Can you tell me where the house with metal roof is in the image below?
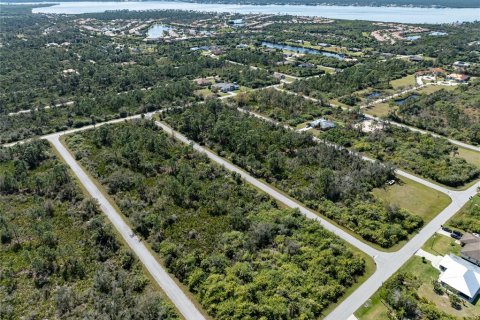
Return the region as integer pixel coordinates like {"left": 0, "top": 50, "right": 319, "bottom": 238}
{"left": 438, "top": 254, "right": 480, "bottom": 303}
{"left": 308, "top": 118, "right": 336, "bottom": 130}
{"left": 212, "top": 82, "right": 239, "bottom": 93}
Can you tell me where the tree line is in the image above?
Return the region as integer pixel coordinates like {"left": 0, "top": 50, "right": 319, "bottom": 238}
{"left": 164, "top": 101, "right": 424, "bottom": 247}
{"left": 65, "top": 120, "right": 368, "bottom": 319}
{"left": 0, "top": 141, "right": 177, "bottom": 319}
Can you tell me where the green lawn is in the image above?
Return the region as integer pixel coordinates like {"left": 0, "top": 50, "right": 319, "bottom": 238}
{"left": 283, "top": 75, "right": 297, "bottom": 82}
{"left": 417, "top": 84, "right": 457, "bottom": 94}
{"left": 354, "top": 293, "right": 389, "bottom": 320}
{"left": 356, "top": 256, "right": 480, "bottom": 320}
{"left": 445, "top": 194, "right": 480, "bottom": 233}
{"left": 422, "top": 234, "right": 461, "bottom": 256}
{"left": 194, "top": 88, "right": 214, "bottom": 99}
{"left": 390, "top": 74, "right": 416, "bottom": 89}
{"left": 364, "top": 103, "right": 393, "bottom": 117}
{"left": 318, "top": 65, "right": 336, "bottom": 74}
{"left": 358, "top": 213, "right": 480, "bottom": 320}
{"left": 372, "top": 176, "right": 451, "bottom": 222}
{"left": 355, "top": 256, "right": 438, "bottom": 320}
{"left": 456, "top": 147, "right": 480, "bottom": 168}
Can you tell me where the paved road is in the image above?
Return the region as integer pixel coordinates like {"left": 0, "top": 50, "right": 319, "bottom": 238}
{"left": 8, "top": 101, "right": 75, "bottom": 116}
{"left": 155, "top": 120, "right": 379, "bottom": 256}
{"left": 363, "top": 114, "right": 480, "bottom": 153}
{"left": 359, "top": 84, "right": 426, "bottom": 108}
{"left": 155, "top": 119, "right": 479, "bottom": 320}
{"left": 46, "top": 133, "right": 206, "bottom": 320}
{"left": 325, "top": 181, "right": 477, "bottom": 320}
{"left": 3, "top": 114, "right": 143, "bottom": 147}
{"left": 275, "top": 86, "right": 480, "bottom": 153}
{"left": 237, "top": 106, "right": 453, "bottom": 196}
{"left": 4, "top": 94, "right": 480, "bottom": 320}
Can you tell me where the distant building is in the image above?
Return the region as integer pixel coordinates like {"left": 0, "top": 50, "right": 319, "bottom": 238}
{"left": 447, "top": 73, "right": 470, "bottom": 82}
{"left": 409, "top": 55, "right": 423, "bottom": 62}
{"left": 210, "top": 47, "right": 223, "bottom": 55}
{"left": 380, "top": 52, "right": 395, "bottom": 58}
{"left": 460, "top": 233, "right": 480, "bottom": 266}
{"left": 194, "top": 78, "right": 211, "bottom": 86}
{"left": 298, "top": 62, "right": 315, "bottom": 68}
{"left": 229, "top": 19, "right": 245, "bottom": 27}
{"left": 438, "top": 254, "right": 480, "bottom": 303}
{"left": 415, "top": 68, "right": 445, "bottom": 77}
{"left": 308, "top": 118, "right": 336, "bottom": 130}
{"left": 212, "top": 82, "right": 239, "bottom": 93}
{"left": 190, "top": 45, "right": 210, "bottom": 51}
{"left": 273, "top": 72, "right": 285, "bottom": 80}
{"left": 453, "top": 61, "right": 471, "bottom": 68}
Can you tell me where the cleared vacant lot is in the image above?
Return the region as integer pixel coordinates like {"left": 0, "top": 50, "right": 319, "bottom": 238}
{"left": 372, "top": 176, "right": 451, "bottom": 222}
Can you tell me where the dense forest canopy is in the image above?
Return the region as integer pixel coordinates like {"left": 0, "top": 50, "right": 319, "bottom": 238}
{"left": 0, "top": 141, "right": 177, "bottom": 319}
{"left": 65, "top": 120, "right": 369, "bottom": 319}
{"left": 164, "top": 101, "right": 424, "bottom": 247}
{"left": 389, "top": 80, "right": 480, "bottom": 145}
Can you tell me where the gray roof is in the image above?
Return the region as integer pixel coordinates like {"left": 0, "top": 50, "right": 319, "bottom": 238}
{"left": 461, "top": 233, "right": 480, "bottom": 245}
{"left": 310, "top": 118, "right": 336, "bottom": 129}
{"left": 462, "top": 243, "right": 480, "bottom": 262}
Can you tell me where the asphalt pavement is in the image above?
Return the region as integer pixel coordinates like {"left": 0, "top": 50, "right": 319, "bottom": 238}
{"left": 3, "top": 103, "right": 479, "bottom": 320}
{"left": 154, "top": 120, "right": 479, "bottom": 320}
{"left": 46, "top": 134, "right": 207, "bottom": 320}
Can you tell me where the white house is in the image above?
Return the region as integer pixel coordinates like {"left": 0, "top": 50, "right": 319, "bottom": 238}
{"left": 438, "top": 254, "right": 480, "bottom": 303}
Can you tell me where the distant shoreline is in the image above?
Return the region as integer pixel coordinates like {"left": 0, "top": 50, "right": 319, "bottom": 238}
{"left": 3, "top": 0, "right": 480, "bottom": 9}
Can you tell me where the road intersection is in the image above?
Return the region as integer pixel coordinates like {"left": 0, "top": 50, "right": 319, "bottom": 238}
{"left": 2, "top": 93, "right": 479, "bottom": 319}
{"left": 154, "top": 119, "right": 478, "bottom": 320}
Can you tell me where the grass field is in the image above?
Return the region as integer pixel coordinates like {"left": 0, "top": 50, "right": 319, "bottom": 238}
{"left": 283, "top": 75, "right": 297, "bottom": 82}
{"left": 318, "top": 65, "right": 336, "bottom": 74}
{"left": 456, "top": 147, "right": 480, "bottom": 168}
{"left": 354, "top": 293, "right": 389, "bottom": 320}
{"left": 417, "top": 84, "right": 457, "bottom": 94}
{"left": 445, "top": 194, "right": 480, "bottom": 231}
{"left": 288, "top": 40, "right": 364, "bottom": 57}
{"left": 194, "top": 88, "right": 214, "bottom": 99}
{"left": 422, "top": 234, "right": 461, "bottom": 256}
{"left": 390, "top": 74, "right": 416, "bottom": 89}
{"left": 372, "top": 176, "right": 451, "bottom": 222}
{"left": 356, "top": 256, "right": 480, "bottom": 320}
{"left": 364, "top": 103, "right": 393, "bottom": 117}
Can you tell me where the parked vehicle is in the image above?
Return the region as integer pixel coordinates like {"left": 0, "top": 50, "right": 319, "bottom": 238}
{"left": 451, "top": 233, "right": 462, "bottom": 240}
{"left": 452, "top": 230, "right": 463, "bottom": 237}
{"left": 441, "top": 226, "right": 452, "bottom": 233}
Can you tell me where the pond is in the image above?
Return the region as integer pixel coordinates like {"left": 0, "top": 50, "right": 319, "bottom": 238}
{"left": 366, "top": 91, "right": 381, "bottom": 99}
{"left": 261, "top": 42, "right": 344, "bottom": 60}
{"left": 395, "top": 94, "right": 419, "bottom": 105}
{"left": 146, "top": 24, "right": 172, "bottom": 39}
